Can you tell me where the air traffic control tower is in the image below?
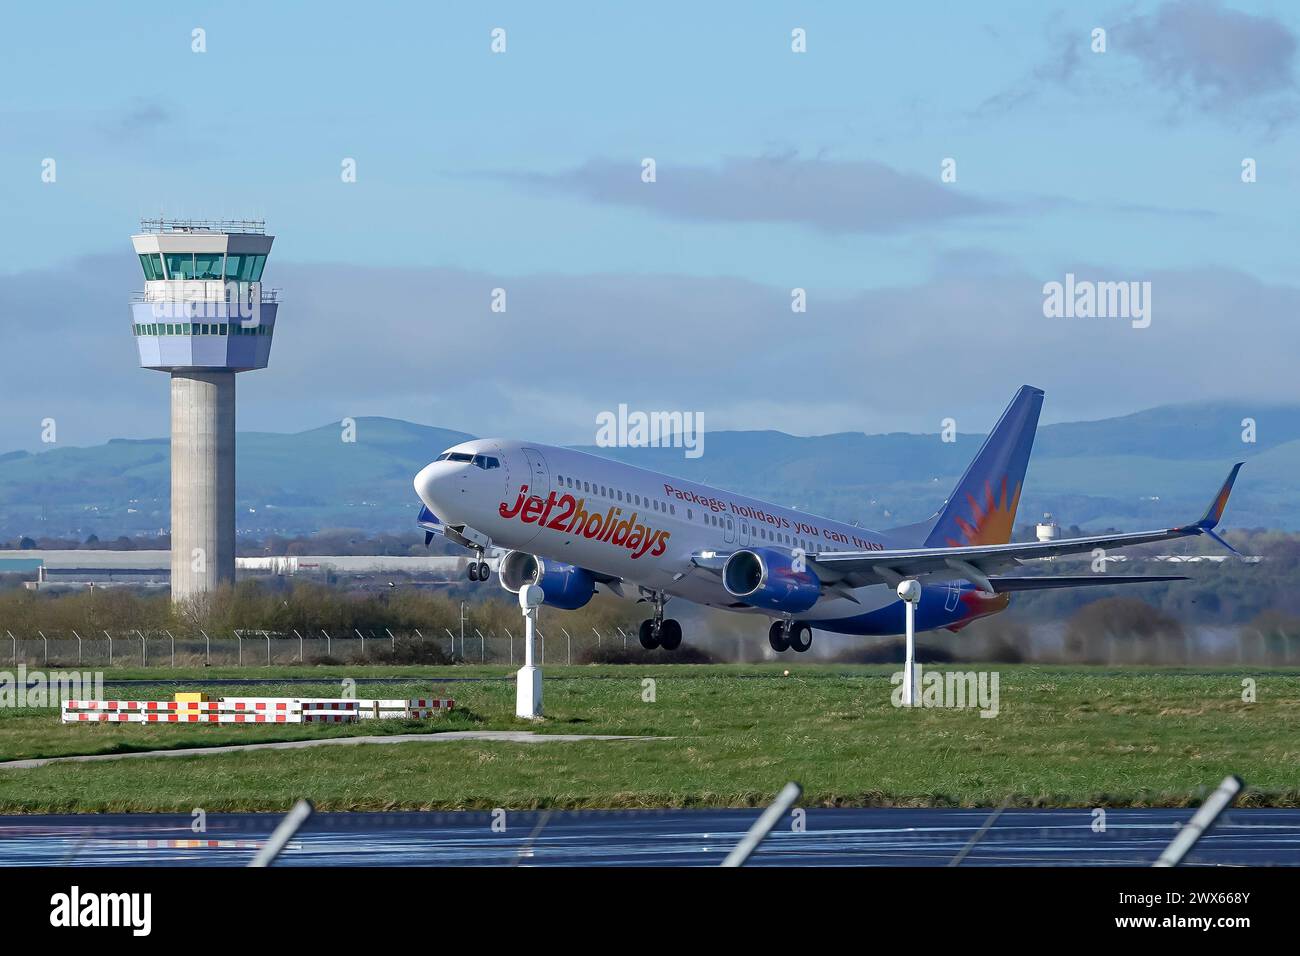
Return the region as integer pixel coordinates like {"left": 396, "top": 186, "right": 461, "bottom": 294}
{"left": 129, "top": 219, "right": 279, "bottom": 602}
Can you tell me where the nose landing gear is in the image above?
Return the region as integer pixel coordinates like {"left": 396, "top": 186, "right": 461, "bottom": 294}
{"left": 466, "top": 552, "right": 490, "bottom": 582}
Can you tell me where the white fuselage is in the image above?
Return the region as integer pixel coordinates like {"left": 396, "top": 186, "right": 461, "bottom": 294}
{"left": 414, "top": 439, "right": 986, "bottom": 634}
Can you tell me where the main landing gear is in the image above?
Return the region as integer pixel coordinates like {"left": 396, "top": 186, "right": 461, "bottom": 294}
{"left": 638, "top": 591, "right": 682, "bottom": 651}
{"left": 769, "top": 619, "right": 812, "bottom": 653}
{"left": 466, "top": 553, "right": 491, "bottom": 582}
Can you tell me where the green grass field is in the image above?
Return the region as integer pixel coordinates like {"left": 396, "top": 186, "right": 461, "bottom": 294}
{"left": 0, "top": 664, "right": 1296, "bottom": 812}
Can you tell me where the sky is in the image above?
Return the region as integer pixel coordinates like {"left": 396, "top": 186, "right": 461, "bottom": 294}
{"left": 2, "top": 0, "right": 1299, "bottom": 452}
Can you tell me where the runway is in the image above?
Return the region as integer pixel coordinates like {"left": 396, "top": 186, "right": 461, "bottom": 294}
{"left": 2, "top": 808, "right": 1297, "bottom": 866}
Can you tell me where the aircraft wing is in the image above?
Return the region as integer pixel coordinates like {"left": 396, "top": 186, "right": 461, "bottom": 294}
{"left": 811, "top": 464, "right": 1243, "bottom": 593}
{"left": 985, "top": 574, "right": 1186, "bottom": 592}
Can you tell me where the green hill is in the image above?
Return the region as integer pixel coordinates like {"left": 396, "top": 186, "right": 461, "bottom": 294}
{"left": 0, "top": 401, "right": 1293, "bottom": 541}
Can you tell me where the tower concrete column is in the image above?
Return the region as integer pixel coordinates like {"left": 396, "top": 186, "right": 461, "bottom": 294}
{"left": 130, "top": 218, "right": 278, "bottom": 604}
{"left": 170, "top": 371, "right": 236, "bottom": 600}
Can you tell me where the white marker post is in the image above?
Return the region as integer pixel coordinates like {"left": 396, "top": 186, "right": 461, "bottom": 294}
{"left": 897, "top": 580, "right": 922, "bottom": 707}
{"left": 516, "top": 584, "right": 545, "bottom": 718}
{"left": 1153, "top": 775, "right": 1243, "bottom": 867}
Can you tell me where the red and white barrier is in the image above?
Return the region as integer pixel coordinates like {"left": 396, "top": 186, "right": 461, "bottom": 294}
{"left": 66, "top": 700, "right": 224, "bottom": 712}
{"left": 61, "top": 696, "right": 453, "bottom": 724}
{"left": 65, "top": 712, "right": 298, "bottom": 724}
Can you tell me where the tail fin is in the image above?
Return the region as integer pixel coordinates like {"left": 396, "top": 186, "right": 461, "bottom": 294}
{"left": 922, "top": 385, "right": 1044, "bottom": 548}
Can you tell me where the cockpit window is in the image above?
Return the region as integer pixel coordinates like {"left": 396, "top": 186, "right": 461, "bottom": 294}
{"left": 471, "top": 455, "right": 500, "bottom": 469}
{"left": 435, "top": 452, "right": 450, "bottom": 461}
{"left": 446, "top": 452, "right": 473, "bottom": 463}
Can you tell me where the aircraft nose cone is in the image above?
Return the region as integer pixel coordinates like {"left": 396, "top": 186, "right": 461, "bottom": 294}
{"left": 414, "top": 460, "right": 454, "bottom": 510}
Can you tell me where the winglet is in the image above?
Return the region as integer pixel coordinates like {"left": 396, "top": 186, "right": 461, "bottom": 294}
{"left": 1194, "top": 462, "right": 1243, "bottom": 531}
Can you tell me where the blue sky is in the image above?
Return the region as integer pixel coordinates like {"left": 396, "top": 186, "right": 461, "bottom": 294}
{"left": 2, "top": 1, "right": 1299, "bottom": 451}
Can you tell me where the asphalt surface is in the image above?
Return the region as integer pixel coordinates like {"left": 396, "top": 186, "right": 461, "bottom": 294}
{"left": 2, "top": 808, "right": 1296, "bottom": 867}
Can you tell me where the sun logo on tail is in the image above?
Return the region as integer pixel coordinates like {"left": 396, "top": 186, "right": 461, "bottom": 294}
{"left": 947, "top": 476, "right": 1022, "bottom": 547}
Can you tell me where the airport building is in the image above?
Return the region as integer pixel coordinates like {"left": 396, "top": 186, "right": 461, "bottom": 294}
{"left": 129, "top": 220, "right": 279, "bottom": 601}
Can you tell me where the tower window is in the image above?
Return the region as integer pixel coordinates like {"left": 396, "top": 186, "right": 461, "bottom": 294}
{"left": 194, "top": 253, "right": 224, "bottom": 280}
{"left": 138, "top": 253, "right": 164, "bottom": 281}
{"left": 224, "top": 254, "right": 267, "bottom": 283}
{"left": 164, "top": 253, "right": 197, "bottom": 279}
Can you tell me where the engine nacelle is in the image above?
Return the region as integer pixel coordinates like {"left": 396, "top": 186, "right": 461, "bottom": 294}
{"left": 722, "top": 547, "right": 821, "bottom": 614}
{"left": 497, "top": 551, "right": 597, "bottom": 611}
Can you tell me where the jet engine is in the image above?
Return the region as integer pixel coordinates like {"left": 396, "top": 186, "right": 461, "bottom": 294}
{"left": 498, "top": 551, "right": 597, "bottom": 610}
{"left": 722, "top": 547, "right": 821, "bottom": 614}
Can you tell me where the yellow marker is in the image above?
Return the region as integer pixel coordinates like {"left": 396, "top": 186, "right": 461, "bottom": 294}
{"left": 174, "top": 692, "right": 209, "bottom": 703}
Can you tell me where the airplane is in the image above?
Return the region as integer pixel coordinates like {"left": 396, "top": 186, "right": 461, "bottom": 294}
{"left": 412, "top": 385, "right": 1243, "bottom": 654}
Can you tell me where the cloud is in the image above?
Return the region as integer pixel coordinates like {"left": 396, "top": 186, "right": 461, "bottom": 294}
{"left": 101, "top": 100, "right": 174, "bottom": 141}
{"left": 982, "top": 1, "right": 1299, "bottom": 128}
{"left": 980, "top": 17, "right": 1086, "bottom": 114}
{"left": 494, "top": 154, "right": 1004, "bottom": 234}
{"left": 1119, "top": 0, "right": 1297, "bottom": 107}
{"left": 1, "top": 253, "right": 1297, "bottom": 454}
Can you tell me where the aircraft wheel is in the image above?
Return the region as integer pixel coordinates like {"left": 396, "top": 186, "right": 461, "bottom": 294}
{"left": 768, "top": 620, "right": 789, "bottom": 653}
{"left": 658, "top": 619, "right": 682, "bottom": 651}
{"left": 477, "top": 561, "right": 491, "bottom": 581}
{"left": 788, "top": 622, "right": 812, "bottom": 653}
{"left": 638, "top": 618, "right": 659, "bottom": 649}
{"left": 468, "top": 562, "right": 479, "bottom": 581}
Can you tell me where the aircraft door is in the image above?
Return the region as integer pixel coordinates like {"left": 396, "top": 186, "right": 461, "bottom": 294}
{"left": 521, "top": 447, "right": 552, "bottom": 501}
